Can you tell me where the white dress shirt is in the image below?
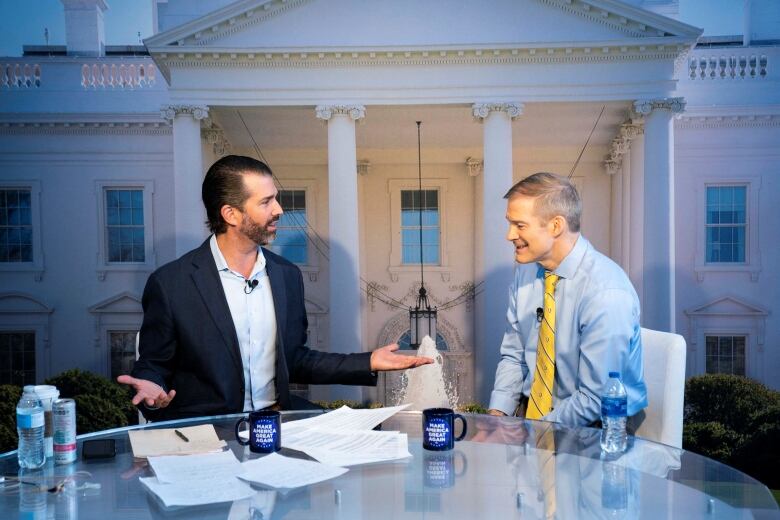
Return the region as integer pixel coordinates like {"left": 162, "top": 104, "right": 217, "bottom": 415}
{"left": 210, "top": 235, "right": 277, "bottom": 411}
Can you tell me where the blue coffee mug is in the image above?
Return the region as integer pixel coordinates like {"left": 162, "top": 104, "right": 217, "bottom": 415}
{"left": 422, "top": 407, "right": 467, "bottom": 451}
{"left": 236, "top": 410, "right": 281, "bottom": 453}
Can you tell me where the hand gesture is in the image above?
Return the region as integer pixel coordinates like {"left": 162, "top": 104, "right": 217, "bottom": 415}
{"left": 116, "top": 375, "right": 176, "bottom": 408}
{"left": 369, "top": 343, "right": 434, "bottom": 371}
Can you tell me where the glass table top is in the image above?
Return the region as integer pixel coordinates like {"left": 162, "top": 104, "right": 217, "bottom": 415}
{"left": 1, "top": 411, "right": 778, "bottom": 519}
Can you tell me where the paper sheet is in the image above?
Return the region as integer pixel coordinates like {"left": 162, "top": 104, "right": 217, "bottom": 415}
{"left": 305, "top": 433, "right": 412, "bottom": 467}
{"left": 283, "top": 404, "right": 411, "bottom": 433}
{"left": 148, "top": 450, "right": 242, "bottom": 484}
{"left": 129, "top": 424, "right": 226, "bottom": 458}
{"left": 239, "top": 453, "right": 348, "bottom": 489}
{"left": 141, "top": 451, "right": 254, "bottom": 507}
{"left": 139, "top": 476, "right": 255, "bottom": 507}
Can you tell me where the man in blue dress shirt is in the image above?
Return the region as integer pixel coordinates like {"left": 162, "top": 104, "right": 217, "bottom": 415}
{"left": 487, "top": 172, "right": 647, "bottom": 427}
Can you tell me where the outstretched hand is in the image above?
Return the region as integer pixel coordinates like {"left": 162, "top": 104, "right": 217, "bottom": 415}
{"left": 370, "top": 343, "right": 434, "bottom": 372}
{"left": 116, "top": 375, "right": 176, "bottom": 408}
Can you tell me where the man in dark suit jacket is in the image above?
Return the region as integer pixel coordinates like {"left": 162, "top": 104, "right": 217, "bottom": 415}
{"left": 118, "top": 155, "right": 431, "bottom": 421}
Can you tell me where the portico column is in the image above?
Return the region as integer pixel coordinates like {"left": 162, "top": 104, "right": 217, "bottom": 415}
{"left": 472, "top": 102, "right": 522, "bottom": 403}
{"left": 316, "top": 104, "right": 365, "bottom": 402}
{"left": 162, "top": 104, "right": 209, "bottom": 257}
{"left": 628, "top": 123, "right": 645, "bottom": 310}
{"left": 633, "top": 98, "right": 685, "bottom": 332}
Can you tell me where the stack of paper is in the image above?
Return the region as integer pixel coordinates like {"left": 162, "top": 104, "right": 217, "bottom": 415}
{"left": 129, "top": 424, "right": 227, "bottom": 458}
{"left": 140, "top": 451, "right": 254, "bottom": 507}
{"left": 140, "top": 450, "right": 349, "bottom": 507}
{"left": 281, "top": 404, "right": 413, "bottom": 466}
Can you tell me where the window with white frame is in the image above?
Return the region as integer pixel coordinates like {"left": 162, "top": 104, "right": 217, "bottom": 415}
{"left": 0, "top": 181, "right": 43, "bottom": 277}
{"left": 96, "top": 181, "right": 155, "bottom": 277}
{"left": 271, "top": 189, "right": 308, "bottom": 264}
{"left": 401, "top": 189, "right": 440, "bottom": 265}
{"left": 106, "top": 189, "right": 146, "bottom": 263}
{"left": 0, "top": 188, "right": 33, "bottom": 263}
{"left": 0, "top": 331, "right": 36, "bottom": 386}
{"left": 705, "top": 185, "right": 746, "bottom": 263}
{"left": 109, "top": 330, "right": 138, "bottom": 380}
{"left": 705, "top": 335, "right": 746, "bottom": 376}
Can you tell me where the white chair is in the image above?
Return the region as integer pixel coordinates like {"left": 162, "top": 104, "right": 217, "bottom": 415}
{"left": 633, "top": 328, "right": 687, "bottom": 448}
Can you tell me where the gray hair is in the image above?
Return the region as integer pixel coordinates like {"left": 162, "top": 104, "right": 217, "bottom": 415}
{"left": 503, "top": 172, "right": 581, "bottom": 232}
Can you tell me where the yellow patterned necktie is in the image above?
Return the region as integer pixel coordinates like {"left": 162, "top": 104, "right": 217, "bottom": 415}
{"left": 527, "top": 271, "right": 560, "bottom": 420}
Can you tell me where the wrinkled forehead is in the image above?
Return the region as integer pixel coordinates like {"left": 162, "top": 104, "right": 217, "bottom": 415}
{"left": 505, "top": 193, "right": 541, "bottom": 220}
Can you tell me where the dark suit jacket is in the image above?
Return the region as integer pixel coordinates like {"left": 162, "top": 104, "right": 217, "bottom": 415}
{"left": 131, "top": 238, "right": 376, "bottom": 421}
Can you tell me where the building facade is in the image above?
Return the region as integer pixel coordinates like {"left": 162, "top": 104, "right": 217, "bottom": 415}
{"left": 1, "top": 0, "right": 778, "bottom": 405}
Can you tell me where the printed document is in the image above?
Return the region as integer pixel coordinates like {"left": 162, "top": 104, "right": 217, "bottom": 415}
{"left": 239, "top": 453, "right": 347, "bottom": 489}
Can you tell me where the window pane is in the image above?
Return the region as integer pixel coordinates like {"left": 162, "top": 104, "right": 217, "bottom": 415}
{"left": 118, "top": 190, "right": 131, "bottom": 207}
{"left": 107, "top": 207, "right": 119, "bottom": 225}
{"left": 132, "top": 208, "right": 144, "bottom": 226}
{"left": 131, "top": 190, "right": 143, "bottom": 208}
{"left": 106, "top": 190, "right": 119, "bottom": 208}
{"left": 401, "top": 190, "right": 413, "bottom": 209}
{"left": 403, "top": 245, "right": 421, "bottom": 264}
{"left": 401, "top": 210, "right": 420, "bottom": 227}
{"left": 20, "top": 244, "right": 32, "bottom": 262}
{"left": 402, "top": 229, "right": 420, "bottom": 247}
{"left": 421, "top": 228, "right": 439, "bottom": 246}
{"left": 0, "top": 332, "right": 35, "bottom": 386}
{"left": 422, "top": 245, "right": 439, "bottom": 264}
{"left": 119, "top": 208, "right": 132, "bottom": 226}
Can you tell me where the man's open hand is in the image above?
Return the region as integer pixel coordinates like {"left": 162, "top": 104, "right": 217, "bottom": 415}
{"left": 116, "top": 375, "right": 176, "bottom": 408}
{"left": 370, "top": 343, "right": 434, "bottom": 371}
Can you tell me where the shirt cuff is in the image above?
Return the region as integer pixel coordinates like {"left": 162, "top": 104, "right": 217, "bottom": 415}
{"left": 488, "top": 391, "right": 519, "bottom": 417}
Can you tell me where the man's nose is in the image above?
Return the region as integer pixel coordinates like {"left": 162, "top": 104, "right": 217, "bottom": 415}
{"left": 507, "top": 226, "right": 517, "bottom": 242}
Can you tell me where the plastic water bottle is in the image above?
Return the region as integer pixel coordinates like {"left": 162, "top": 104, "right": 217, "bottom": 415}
{"left": 600, "top": 371, "right": 628, "bottom": 454}
{"left": 17, "top": 385, "right": 46, "bottom": 469}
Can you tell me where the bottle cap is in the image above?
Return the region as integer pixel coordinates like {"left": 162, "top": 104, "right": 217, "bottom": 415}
{"left": 609, "top": 371, "right": 620, "bottom": 378}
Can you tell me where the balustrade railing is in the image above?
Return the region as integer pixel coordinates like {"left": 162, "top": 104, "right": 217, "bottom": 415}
{"left": 80, "top": 62, "right": 156, "bottom": 89}
{"left": 2, "top": 63, "right": 41, "bottom": 88}
{"left": 688, "top": 53, "right": 768, "bottom": 79}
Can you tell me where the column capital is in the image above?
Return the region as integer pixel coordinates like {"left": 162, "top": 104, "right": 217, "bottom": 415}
{"left": 315, "top": 104, "right": 366, "bottom": 121}
{"left": 604, "top": 159, "right": 621, "bottom": 176}
{"left": 160, "top": 104, "right": 210, "bottom": 122}
{"left": 633, "top": 97, "right": 686, "bottom": 116}
{"left": 357, "top": 159, "right": 371, "bottom": 176}
{"left": 472, "top": 102, "right": 523, "bottom": 120}
{"left": 465, "top": 157, "right": 483, "bottom": 177}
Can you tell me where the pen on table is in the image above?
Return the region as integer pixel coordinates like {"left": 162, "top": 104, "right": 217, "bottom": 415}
{"left": 174, "top": 429, "right": 190, "bottom": 442}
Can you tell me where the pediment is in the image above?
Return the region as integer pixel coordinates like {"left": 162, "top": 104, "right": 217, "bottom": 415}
{"left": 89, "top": 292, "right": 143, "bottom": 314}
{"left": 685, "top": 296, "right": 768, "bottom": 317}
{"left": 147, "top": 0, "right": 701, "bottom": 51}
{"left": 0, "top": 292, "right": 53, "bottom": 314}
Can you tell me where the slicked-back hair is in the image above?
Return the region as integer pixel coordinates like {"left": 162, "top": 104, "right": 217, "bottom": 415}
{"left": 503, "top": 172, "right": 582, "bottom": 232}
{"left": 202, "top": 155, "right": 274, "bottom": 234}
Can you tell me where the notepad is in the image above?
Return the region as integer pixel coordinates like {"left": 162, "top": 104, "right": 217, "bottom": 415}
{"left": 128, "top": 424, "right": 227, "bottom": 458}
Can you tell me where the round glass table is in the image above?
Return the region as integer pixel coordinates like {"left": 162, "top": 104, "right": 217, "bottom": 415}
{"left": 1, "top": 411, "right": 777, "bottom": 519}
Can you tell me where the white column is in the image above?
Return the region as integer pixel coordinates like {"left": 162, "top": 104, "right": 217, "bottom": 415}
{"left": 162, "top": 104, "right": 209, "bottom": 257}
{"left": 316, "top": 104, "right": 365, "bottom": 402}
{"left": 634, "top": 98, "right": 685, "bottom": 332}
{"left": 472, "top": 102, "right": 522, "bottom": 404}
{"left": 628, "top": 126, "right": 645, "bottom": 311}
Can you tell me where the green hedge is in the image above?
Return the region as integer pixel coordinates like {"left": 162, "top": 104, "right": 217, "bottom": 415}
{"left": 0, "top": 370, "right": 137, "bottom": 454}
{"left": 683, "top": 374, "right": 780, "bottom": 489}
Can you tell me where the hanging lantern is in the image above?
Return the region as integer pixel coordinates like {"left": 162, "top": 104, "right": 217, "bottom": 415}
{"left": 408, "top": 121, "right": 437, "bottom": 349}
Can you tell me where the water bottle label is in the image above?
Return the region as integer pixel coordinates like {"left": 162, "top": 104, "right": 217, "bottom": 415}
{"left": 601, "top": 396, "right": 627, "bottom": 418}
{"left": 17, "top": 411, "right": 44, "bottom": 429}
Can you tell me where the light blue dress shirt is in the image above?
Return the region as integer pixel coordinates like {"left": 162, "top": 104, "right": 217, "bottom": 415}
{"left": 489, "top": 235, "right": 648, "bottom": 426}
{"left": 210, "top": 235, "right": 277, "bottom": 412}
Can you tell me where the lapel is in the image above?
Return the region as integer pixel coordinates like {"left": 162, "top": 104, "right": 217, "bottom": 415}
{"left": 190, "top": 239, "right": 243, "bottom": 376}
{"left": 263, "top": 250, "right": 288, "bottom": 348}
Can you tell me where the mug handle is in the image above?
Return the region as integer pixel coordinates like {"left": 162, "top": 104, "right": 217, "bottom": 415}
{"left": 235, "top": 418, "right": 250, "bottom": 446}
{"left": 454, "top": 414, "right": 467, "bottom": 441}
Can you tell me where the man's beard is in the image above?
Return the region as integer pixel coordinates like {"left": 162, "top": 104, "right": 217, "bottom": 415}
{"left": 240, "top": 213, "right": 278, "bottom": 246}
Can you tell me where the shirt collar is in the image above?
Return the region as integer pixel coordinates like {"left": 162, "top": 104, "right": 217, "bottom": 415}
{"left": 209, "top": 234, "right": 267, "bottom": 279}
{"left": 539, "top": 234, "right": 589, "bottom": 280}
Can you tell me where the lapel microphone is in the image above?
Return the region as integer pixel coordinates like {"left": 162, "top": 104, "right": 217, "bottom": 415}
{"left": 536, "top": 307, "right": 544, "bottom": 323}
{"left": 244, "top": 279, "right": 259, "bottom": 294}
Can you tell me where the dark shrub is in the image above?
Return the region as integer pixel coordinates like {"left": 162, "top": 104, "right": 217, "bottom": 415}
{"left": 45, "top": 369, "right": 137, "bottom": 426}
{"left": 682, "top": 421, "right": 742, "bottom": 462}
{"left": 684, "top": 374, "right": 778, "bottom": 433}
{"left": 732, "top": 404, "right": 780, "bottom": 489}
{"left": 73, "top": 395, "right": 129, "bottom": 435}
{"left": 0, "top": 384, "right": 22, "bottom": 453}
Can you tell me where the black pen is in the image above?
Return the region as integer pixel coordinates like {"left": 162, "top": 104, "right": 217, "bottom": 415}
{"left": 174, "top": 429, "right": 190, "bottom": 442}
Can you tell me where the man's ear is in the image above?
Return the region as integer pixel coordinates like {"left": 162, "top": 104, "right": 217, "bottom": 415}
{"left": 549, "top": 215, "right": 567, "bottom": 238}
{"left": 220, "top": 204, "right": 240, "bottom": 228}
